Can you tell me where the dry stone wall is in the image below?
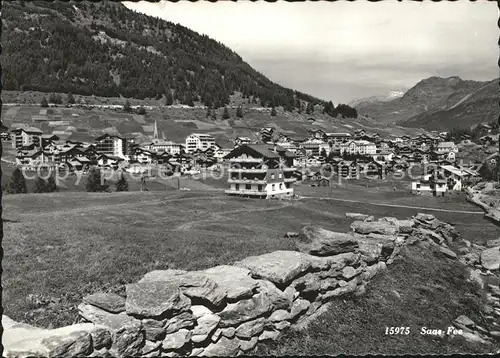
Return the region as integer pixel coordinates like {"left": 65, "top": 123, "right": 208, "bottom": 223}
{"left": 3, "top": 212, "right": 471, "bottom": 357}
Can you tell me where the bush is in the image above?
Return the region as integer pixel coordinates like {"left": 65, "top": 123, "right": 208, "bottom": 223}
{"left": 46, "top": 174, "right": 58, "bottom": 192}
{"left": 7, "top": 168, "right": 27, "bottom": 194}
{"left": 115, "top": 173, "right": 129, "bottom": 192}
{"left": 41, "top": 97, "right": 49, "bottom": 108}
{"left": 34, "top": 175, "right": 47, "bottom": 193}
{"left": 85, "top": 167, "right": 109, "bottom": 192}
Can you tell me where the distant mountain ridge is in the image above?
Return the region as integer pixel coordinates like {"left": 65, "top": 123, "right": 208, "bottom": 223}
{"left": 353, "top": 76, "right": 499, "bottom": 130}
{"left": 348, "top": 89, "right": 405, "bottom": 107}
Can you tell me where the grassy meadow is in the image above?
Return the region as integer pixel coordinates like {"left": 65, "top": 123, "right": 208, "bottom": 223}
{"left": 2, "top": 184, "right": 499, "bottom": 330}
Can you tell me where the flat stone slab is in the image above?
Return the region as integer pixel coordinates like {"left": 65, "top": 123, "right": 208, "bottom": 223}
{"left": 481, "top": 246, "right": 500, "bottom": 271}
{"left": 346, "top": 213, "right": 371, "bottom": 220}
{"left": 350, "top": 220, "right": 398, "bottom": 235}
{"left": 126, "top": 281, "right": 191, "bottom": 318}
{"left": 218, "top": 293, "right": 274, "bottom": 327}
{"left": 3, "top": 319, "right": 105, "bottom": 358}
{"left": 201, "top": 265, "right": 259, "bottom": 301}
{"left": 83, "top": 292, "right": 126, "bottom": 313}
{"left": 78, "top": 303, "right": 140, "bottom": 331}
{"left": 139, "top": 270, "right": 226, "bottom": 307}
{"left": 296, "top": 226, "right": 359, "bottom": 256}
{"left": 234, "top": 250, "right": 312, "bottom": 286}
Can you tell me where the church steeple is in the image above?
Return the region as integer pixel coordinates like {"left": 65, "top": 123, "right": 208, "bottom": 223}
{"left": 153, "top": 119, "right": 159, "bottom": 140}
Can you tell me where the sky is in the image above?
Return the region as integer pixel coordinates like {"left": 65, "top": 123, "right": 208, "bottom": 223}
{"left": 124, "top": 0, "right": 498, "bottom": 104}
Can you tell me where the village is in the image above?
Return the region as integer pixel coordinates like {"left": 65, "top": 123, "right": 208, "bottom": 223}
{"left": 3, "top": 116, "right": 496, "bottom": 198}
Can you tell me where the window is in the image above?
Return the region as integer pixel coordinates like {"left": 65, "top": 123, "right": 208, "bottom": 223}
{"left": 235, "top": 184, "right": 239, "bottom": 190}
{"left": 258, "top": 185, "right": 262, "bottom": 191}
{"left": 245, "top": 184, "right": 251, "bottom": 190}
{"left": 271, "top": 174, "right": 275, "bottom": 179}
{"left": 278, "top": 173, "right": 282, "bottom": 178}
{"left": 416, "top": 183, "right": 421, "bottom": 188}
{"left": 272, "top": 184, "right": 275, "bottom": 191}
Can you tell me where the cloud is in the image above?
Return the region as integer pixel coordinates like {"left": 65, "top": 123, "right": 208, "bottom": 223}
{"left": 123, "top": 0, "right": 498, "bottom": 102}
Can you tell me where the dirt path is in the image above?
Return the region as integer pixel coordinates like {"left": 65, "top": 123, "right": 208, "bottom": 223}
{"left": 299, "top": 195, "right": 484, "bottom": 214}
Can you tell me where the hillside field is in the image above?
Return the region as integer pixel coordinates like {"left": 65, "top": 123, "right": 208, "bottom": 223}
{"left": 3, "top": 186, "right": 499, "bottom": 333}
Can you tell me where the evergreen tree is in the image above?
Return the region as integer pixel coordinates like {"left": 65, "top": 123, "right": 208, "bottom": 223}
{"left": 67, "top": 92, "right": 75, "bottom": 105}
{"left": 123, "top": 100, "right": 132, "bottom": 113}
{"left": 222, "top": 106, "right": 230, "bottom": 120}
{"left": 34, "top": 175, "right": 47, "bottom": 193}
{"left": 211, "top": 110, "right": 217, "bottom": 121}
{"left": 137, "top": 106, "right": 147, "bottom": 115}
{"left": 115, "top": 173, "right": 129, "bottom": 192}
{"left": 236, "top": 105, "right": 243, "bottom": 118}
{"left": 165, "top": 91, "right": 174, "bottom": 106}
{"left": 206, "top": 107, "right": 211, "bottom": 118}
{"left": 271, "top": 107, "right": 277, "bottom": 116}
{"left": 41, "top": 97, "right": 49, "bottom": 108}
{"left": 46, "top": 174, "right": 58, "bottom": 192}
{"left": 7, "top": 168, "right": 27, "bottom": 194}
{"left": 85, "top": 167, "right": 107, "bottom": 192}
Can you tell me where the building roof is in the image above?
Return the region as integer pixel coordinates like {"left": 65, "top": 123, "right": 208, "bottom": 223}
{"left": 437, "top": 141, "right": 456, "bottom": 147}
{"left": 325, "top": 132, "right": 351, "bottom": 137}
{"left": 226, "top": 144, "right": 296, "bottom": 160}
{"left": 440, "top": 165, "right": 468, "bottom": 177}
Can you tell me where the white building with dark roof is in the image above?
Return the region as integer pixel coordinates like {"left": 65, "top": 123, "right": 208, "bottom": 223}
{"left": 185, "top": 133, "right": 217, "bottom": 153}
{"left": 224, "top": 144, "right": 297, "bottom": 198}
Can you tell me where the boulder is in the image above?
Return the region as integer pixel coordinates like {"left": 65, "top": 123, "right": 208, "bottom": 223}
{"left": 218, "top": 292, "right": 274, "bottom": 327}
{"left": 202, "top": 265, "right": 259, "bottom": 301}
{"left": 78, "top": 303, "right": 140, "bottom": 331}
{"left": 274, "top": 321, "right": 291, "bottom": 331}
{"left": 125, "top": 281, "right": 191, "bottom": 318}
{"left": 364, "top": 215, "right": 375, "bottom": 222}
{"left": 289, "top": 272, "right": 321, "bottom": 293}
{"left": 487, "top": 239, "right": 500, "bottom": 248}
{"left": 289, "top": 298, "right": 310, "bottom": 320}
{"left": 346, "top": 213, "right": 371, "bottom": 220}
{"left": 164, "top": 311, "right": 195, "bottom": 334}
{"left": 320, "top": 279, "right": 358, "bottom": 301}
{"left": 141, "top": 318, "right": 167, "bottom": 341}
{"left": 481, "top": 247, "right": 500, "bottom": 271}
{"left": 83, "top": 292, "right": 126, "bottom": 313}
{"left": 255, "top": 279, "right": 291, "bottom": 310}
{"left": 234, "top": 250, "right": 312, "bottom": 286}
{"left": 220, "top": 327, "right": 236, "bottom": 338}
{"left": 350, "top": 220, "right": 398, "bottom": 236}
{"left": 191, "top": 305, "right": 213, "bottom": 319}
{"left": 439, "top": 246, "right": 457, "bottom": 259}
{"left": 361, "top": 262, "right": 387, "bottom": 281}
{"left": 235, "top": 317, "right": 268, "bottom": 339}
{"left": 341, "top": 266, "right": 359, "bottom": 280}
{"left": 414, "top": 213, "right": 437, "bottom": 223}
{"left": 200, "top": 336, "right": 241, "bottom": 357}
{"left": 3, "top": 322, "right": 98, "bottom": 358}
{"left": 142, "top": 340, "right": 162, "bottom": 356}
{"left": 320, "top": 277, "right": 339, "bottom": 292}
{"left": 379, "top": 217, "right": 415, "bottom": 233}
{"left": 259, "top": 329, "right": 280, "bottom": 341}
{"left": 285, "top": 232, "right": 299, "bottom": 238}
{"left": 110, "top": 321, "right": 145, "bottom": 357}
{"left": 191, "top": 313, "right": 221, "bottom": 343}
{"left": 296, "top": 226, "right": 359, "bottom": 256}
{"left": 239, "top": 336, "right": 259, "bottom": 352}
{"left": 454, "top": 315, "right": 475, "bottom": 329}
{"left": 162, "top": 329, "right": 192, "bottom": 350}
{"left": 139, "top": 270, "right": 226, "bottom": 308}
{"left": 269, "top": 309, "right": 291, "bottom": 322}
{"left": 211, "top": 328, "right": 222, "bottom": 343}
{"left": 411, "top": 228, "right": 445, "bottom": 245}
